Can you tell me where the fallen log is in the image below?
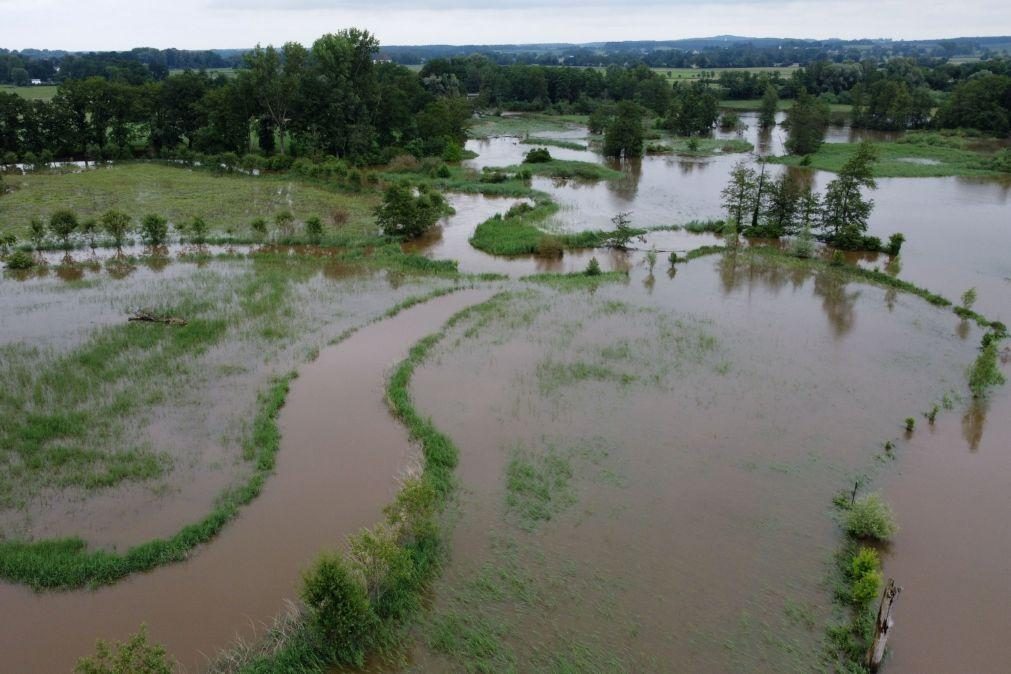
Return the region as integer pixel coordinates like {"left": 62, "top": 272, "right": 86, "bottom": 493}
{"left": 128, "top": 310, "right": 188, "bottom": 326}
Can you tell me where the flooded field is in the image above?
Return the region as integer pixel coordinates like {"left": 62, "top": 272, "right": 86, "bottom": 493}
{"left": 401, "top": 256, "right": 978, "bottom": 671}
{"left": 0, "top": 109, "right": 1007, "bottom": 673}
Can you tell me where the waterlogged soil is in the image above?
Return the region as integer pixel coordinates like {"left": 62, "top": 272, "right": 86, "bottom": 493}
{"left": 0, "top": 288, "right": 491, "bottom": 673}
{"left": 402, "top": 257, "right": 976, "bottom": 672}
{"left": 0, "top": 258, "right": 458, "bottom": 548}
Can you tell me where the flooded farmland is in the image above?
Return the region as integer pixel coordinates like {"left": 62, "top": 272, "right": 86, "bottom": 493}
{"left": 0, "top": 110, "right": 1008, "bottom": 673}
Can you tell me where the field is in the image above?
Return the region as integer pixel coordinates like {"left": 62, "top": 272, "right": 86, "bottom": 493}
{"left": 0, "top": 163, "right": 378, "bottom": 239}
{"left": 767, "top": 134, "right": 1008, "bottom": 177}
{"left": 719, "top": 98, "right": 854, "bottom": 113}
{"left": 0, "top": 84, "right": 58, "bottom": 101}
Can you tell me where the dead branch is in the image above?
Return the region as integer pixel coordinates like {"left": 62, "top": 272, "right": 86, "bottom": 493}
{"left": 128, "top": 310, "right": 188, "bottom": 326}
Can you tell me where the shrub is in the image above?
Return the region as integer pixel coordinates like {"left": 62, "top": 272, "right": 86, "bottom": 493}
{"left": 387, "top": 154, "right": 421, "bottom": 172}
{"left": 75, "top": 625, "right": 173, "bottom": 674}
{"left": 830, "top": 250, "right": 846, "bottom": 266}
{"left": 505, "top": 202, "right": 535, "bottom": 219}
{"left": 5, "top": 250, "right": 34, "bottom": 270}
{"left": 668, "top": 251, "right": 679, "bottom": 265}
{"left": 101, "top": 210, "right": 132, "bottom": 247}
{"left": 961, "top": 287, "right": 977, "bottom": 311}
{"left": 189, "top": 216, "right": 209, "bottom": 244}
{"left": 300, "top": 553, "right": 376, "bottom": 667}
{"left": 140, "top": 214, "right": 168, "bottom": 246}
{"left": 536, "top": 234, "right": 564, "bottom": 258}
{"left": 305, "top": 216, "right": 324, "bottom": 244}
{"left": 374, "top": 184, "right": 447, "bottom": 239}
{"left": 646, "top": 247, "right": 658, "bottom": 274}
{"left": 850, "top": 547, "right": 883, "bottom": 607}
{"left": 0, "top": 232, "right": 16, "bottom": 256}
{"left": 523, "top": 147, "right": 552, "bottom": 164}
{"left": 330, "top": 208, "right": 350, "bottom": 228}
{"left": 969, "top": 337, "right": 1006, "bottom": 398}
{"left": 251, "top": 217, "right": 268, "bottom": 240}
{"left": 80, "top": 219, "right": 98, "bottom": 248}
{"left": 845, "top": 494, "right": 898, "bottom": 541}
{"left": 348, "top": 524, "right": 417, "bottom": 621}
{"left": 886, "top": 232, "right": 905, "bottom": 256}
{"left": 49, "top": 209, "right": 79, "bottom": 248}
{"left": 905, "top": 417, "right": 915, "bottom": 432}
{"left": 435, "top": 163, "right": 452, "bottom": 178}
{"left": 585, "top": 257, "right": 602, "bottom": 276}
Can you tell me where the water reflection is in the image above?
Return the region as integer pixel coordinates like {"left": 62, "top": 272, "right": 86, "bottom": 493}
{"left": 961, "top": 398, "right": 989, "bottom": 451}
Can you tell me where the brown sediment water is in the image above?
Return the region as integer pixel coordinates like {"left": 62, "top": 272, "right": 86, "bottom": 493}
{"left": 0, "top": 288, "right": 491, "bottom": 673}
{"left": 882, "top": 392, "right": 1011, "bottom": 674}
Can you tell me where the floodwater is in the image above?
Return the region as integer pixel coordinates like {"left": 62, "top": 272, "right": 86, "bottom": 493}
{"left": 0, "top": 288, "right": 490, "bottom": 672}
{"left": 405, "top": 256, "right": 976, "bottom": 671}
{"left": 1, "top": 110, "right": 1008, "bottom": 671}
{"left": 406, "top": 112, "right": 1011, "bottom": 671}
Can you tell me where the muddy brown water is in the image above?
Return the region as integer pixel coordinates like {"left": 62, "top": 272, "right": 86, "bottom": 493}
{"left": 0, "top": 289, "right": 490, "bottom": 672}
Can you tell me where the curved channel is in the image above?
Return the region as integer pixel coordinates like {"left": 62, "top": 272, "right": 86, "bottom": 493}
{"left": 0, "top": 288, "right": 493, "bottom": 672}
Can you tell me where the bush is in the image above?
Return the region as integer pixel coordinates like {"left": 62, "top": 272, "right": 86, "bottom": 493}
{"left": 251, "top": 217, "right": 268, "bottom": 240}
{"left": 140, "top": 214, "right": 168, "bottom": 246}
{"left": 330, "top": 208, "right": 350, "bottom": 228}
{"left": 585, "top": 257, "right": 602, "bottom": 276}
{"left": 886, "top": 232, "right": 905, "bottom": 257}
{"left": 49, "top": 209, "right": 79, "bottom": 248}
{"left": 305, "top": 216, "right": 324, "bottom": 244}
{"left": 101, "top": 210, "right": 132, "bottom": 247}
{"left": 374, "top": 184, "right": 447, "bottom": 239}
{"left": 830, "top": 250, "right": 846, "bottom": 266}
{"left": 845, "top": 494, "right": 898, "bottom": 541}
{"left": 850, "top": 547, "right": 883, "bottom": 607}
{"left": 5, "top": 250, "right": 35, "bottom": 270}
{"left": 300, "top": 553, "right": 376, "bottom": 667}
{"left": 969, "top": 337, "right": 1006, "bottom": 398}
{"left": 348, "top": 524, "right": 418, "bottom": 621}
{"left": 536, "top": 234, "right": 564, "bottom": 258}
{"left": 75, "top": 625, "right": 173, "bottom": 674}
{"left": 189, "top": 216, "right": 209, "bottom": 244}
{"left": 523, "top": 147, "right": 552, "bottom": 164}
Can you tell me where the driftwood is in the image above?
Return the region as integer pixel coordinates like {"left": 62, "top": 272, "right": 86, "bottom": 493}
{"left": 128, "top": 310, "right": 188, "bottom": 326}
{"left": 867, "top": 578, "right": 901, "bottom": 672}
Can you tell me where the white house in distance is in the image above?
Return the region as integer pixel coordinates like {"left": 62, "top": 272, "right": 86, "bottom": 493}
{"left": 30, "top": 79, "right": 43, "bottom": 86}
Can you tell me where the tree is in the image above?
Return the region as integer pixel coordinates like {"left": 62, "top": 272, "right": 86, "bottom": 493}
{"left": 603, "top": 101, "right": 644, "bottom": 159}
{"left": 759, "top": 84, "right": 779, "bottom": 129}
{"left": 820, "top": 142, "right": 878, "bottom": 248}
{"left": 761, "top": 171, "right": 804, "bottom": 236}
{"left": 663, "top": 82, "right": 719, "bottom": 136}
{"left": 189, "top": 216, "right": 209, "bottom": 244}
{"left": 140, "top": 214, "right": 169, "bottom": 246}
{"left": 374, "top": 184, "right": 446, "bottom": 238}
{"left": 29, "top": 217, "right": 47, "bottom": 250}
{"left": 49, "top": 209, "right": 79, "bottom": 249}
{"left": 242, "top": 42, "right": 307, "bottom": 156}
{"left": 785, "top": 88, "right": 830, "bottom": 155}
{"left": 721, "top": 160, "right": 758, "bottom": 226}
{"left": 101, "top": 210, "right": 132, "bottom": 248}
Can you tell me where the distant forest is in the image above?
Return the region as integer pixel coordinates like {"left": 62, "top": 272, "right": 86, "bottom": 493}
{"left": 3, "top": 35, "right": 1011, "bottom": 85}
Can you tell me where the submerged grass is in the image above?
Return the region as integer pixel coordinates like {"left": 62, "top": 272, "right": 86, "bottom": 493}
{"left": 519, "top": 138, "right": 589, "bottom": 151}
{"left": 0, "top": 373, "right": 293, "bottom": 590}
{"left": 505, "top": 446, "right": 576, "bottom": 531}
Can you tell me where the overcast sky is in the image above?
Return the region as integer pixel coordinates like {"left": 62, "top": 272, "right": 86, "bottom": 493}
{"left": 2, "top": 0, "right": 1009, "bottom": 51}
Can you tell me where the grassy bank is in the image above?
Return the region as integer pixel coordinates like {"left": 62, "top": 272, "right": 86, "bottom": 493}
{"left": 498, "top": 159, "right": 622, "bottom": 181}
{"left": 767, "top": 134, "right": 1007, "bottom": 178}
{"left": 0, "top": 163, "right": 379, "bottom": 238}
{"left": 208, "top": 293, "right": 506, "bottom": 672}
{"left": 519, "top": 138, "right": 588, "bottom": 151}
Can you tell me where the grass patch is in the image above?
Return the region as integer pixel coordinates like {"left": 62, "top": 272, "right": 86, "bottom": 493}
{"left": 0, "top": 372, "right": 293, "bottom": 590}
{"left": 519, "top": 138, "right": 588, "bottom": 151}
{"left": 523, "top": 270, "right": 629, "bottom": 289}
{"left": 468, "top": 113, "right": 589, "bottom": 139}
{"left": 719, "top": 98, "right": 852, "bottom": 114}
{"left": 646, "top": 137, "right": 753, "bottom": 156}
{"left": 0, "top": 84, "right": 58, "bottom": 101}
{"left": 469, "top": 199, "right": 616, "bottom": 256}
{"left": 0, "top": 162, "right": 378, "bottom": 239}
{"left": 767, "top": 135, "right": 1005, "bottom": 177}
{"left": 494, "top": 159, "right": 622, "bottom": 181}
{"left": 536, "top": 360, "right": 637, "bottom": 394}
{"left": 505, "top": 446, "right": 576, "bottom": 530}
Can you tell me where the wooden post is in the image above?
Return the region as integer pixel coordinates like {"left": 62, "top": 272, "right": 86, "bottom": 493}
{"left": 867, "top": 579, "right": 901, "bottom": 672}
{"left": 851, "top": 481, "right": 859, "bottom": 506}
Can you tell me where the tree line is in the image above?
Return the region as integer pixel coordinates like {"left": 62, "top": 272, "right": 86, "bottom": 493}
{"left": 0, "top": 30, "right": 469, "bottom": 164}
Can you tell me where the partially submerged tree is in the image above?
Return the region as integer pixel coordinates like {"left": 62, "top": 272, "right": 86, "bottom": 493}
{"left": 785, "top": 88, "right": 830, "bottom": 156}
{"left": 820, "top": 142, "right": 878, "bottom": 248}
{"left": 721, "top": 160, "right": 758, "bottom": 227}
{"left": 758, "top": 84, "right": 779, "bottom": 129}
{"left": 603, "top": 101, "right": 644, "bottom": 159}
{"left": 101, "top": 210, "right": 132, "bottom": 248}
{"left": 49, "top": 209, "right": 79, "bottom": 249}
